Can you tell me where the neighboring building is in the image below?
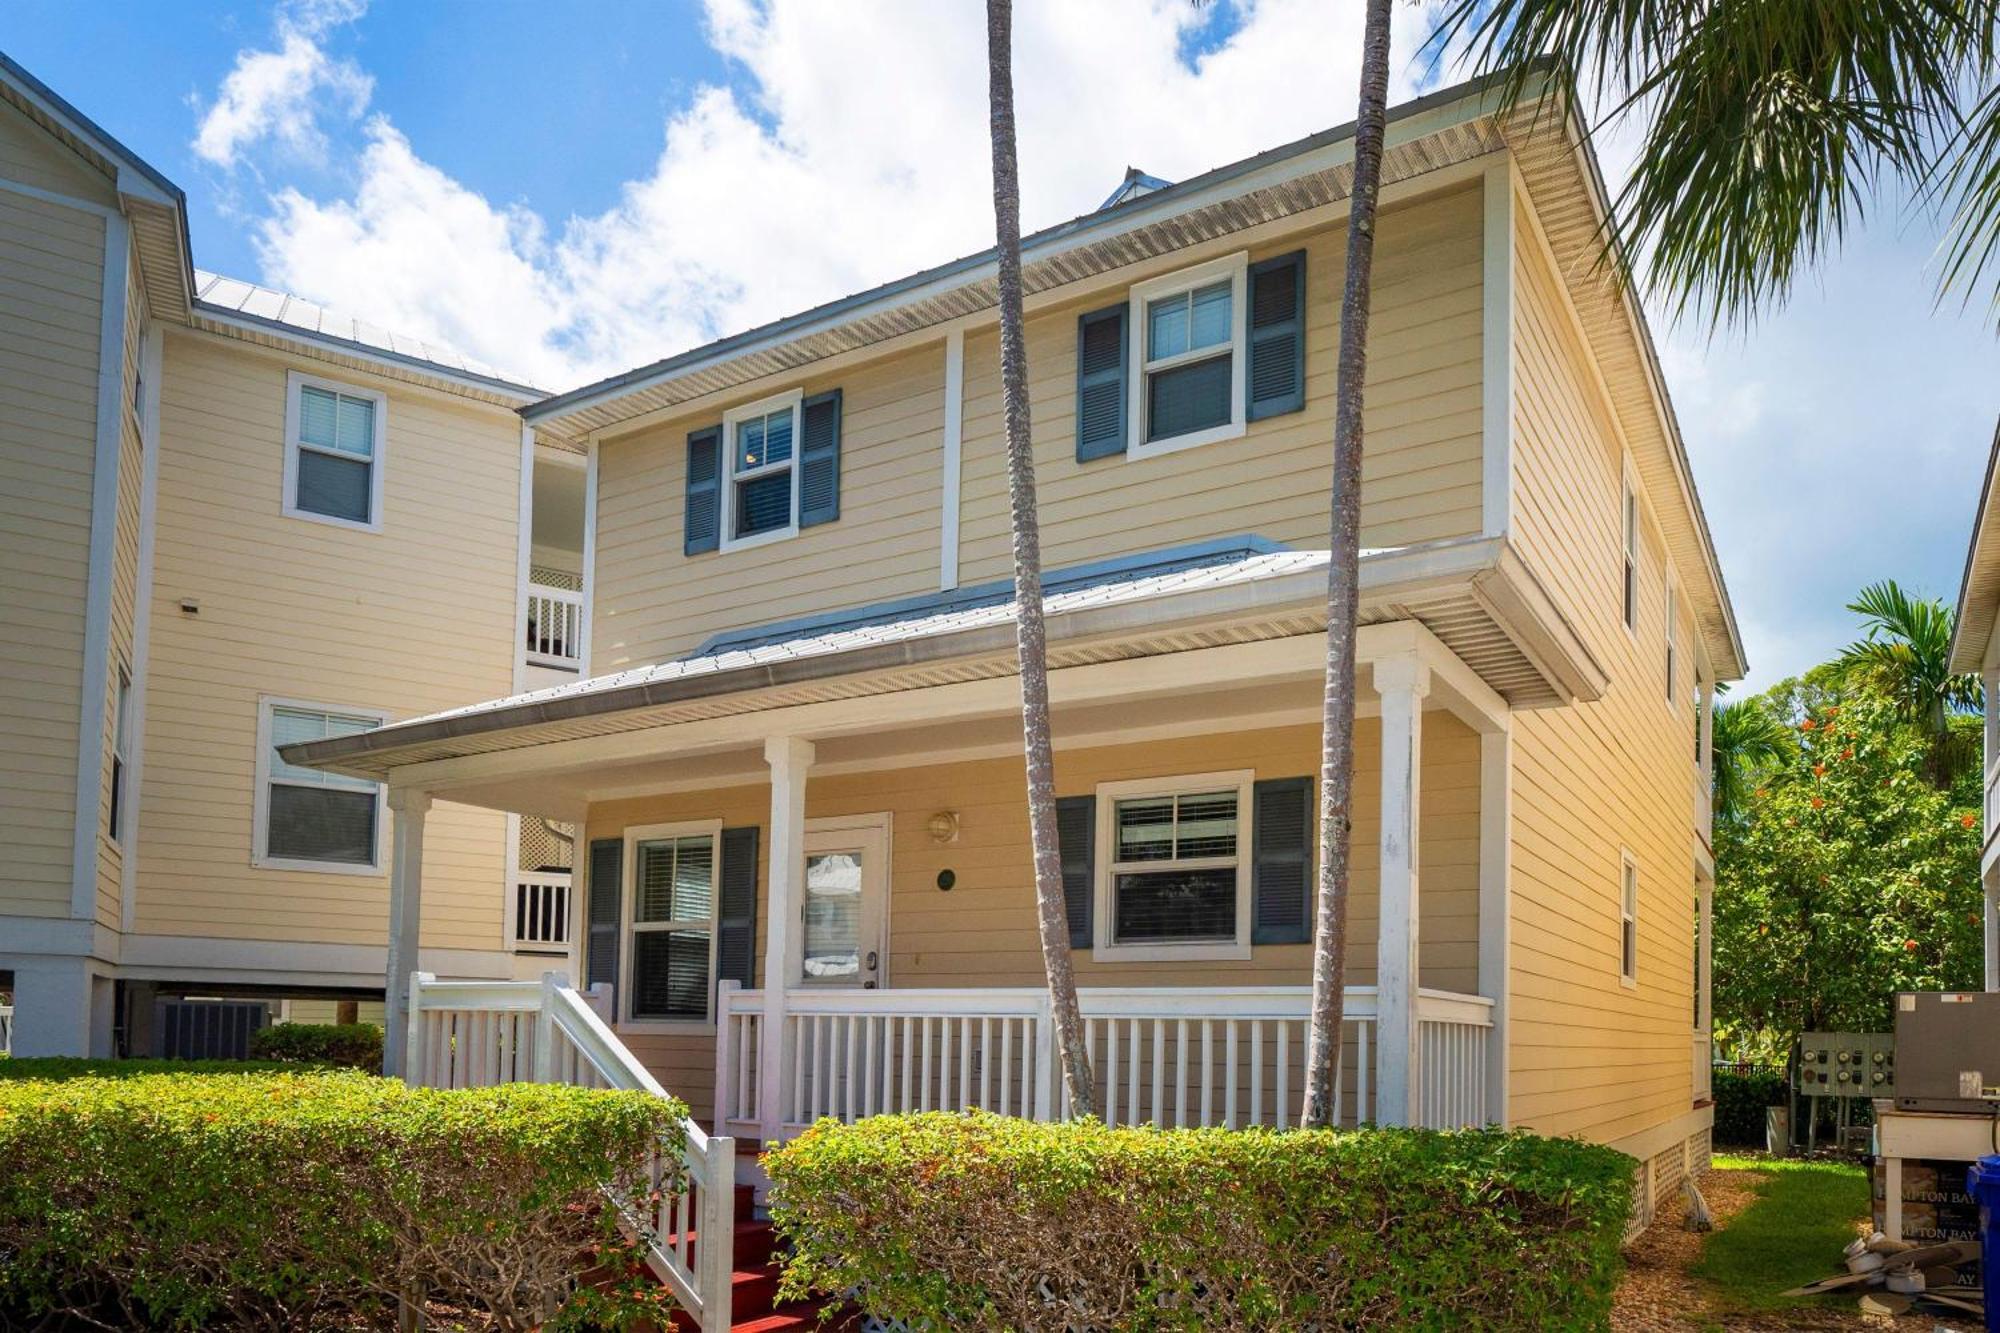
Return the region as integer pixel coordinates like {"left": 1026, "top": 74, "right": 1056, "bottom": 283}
{"left": 1948, "top": 420, "right": 2000, "bottom": 991}
{"left": 0, "top": 54, "right": 591, "bottom": 1059}
{"left": 284, "top": 65, "right": 1745, "bottom": 1225}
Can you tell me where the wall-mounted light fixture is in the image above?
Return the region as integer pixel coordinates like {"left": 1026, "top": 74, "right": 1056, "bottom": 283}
{"left": 926, "top": 810, "right": 960, "bottom": 845}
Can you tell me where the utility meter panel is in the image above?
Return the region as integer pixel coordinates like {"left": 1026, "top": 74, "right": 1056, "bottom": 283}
{"left": 1799, "top": 1031, "right": 1894, "bottom": 1098}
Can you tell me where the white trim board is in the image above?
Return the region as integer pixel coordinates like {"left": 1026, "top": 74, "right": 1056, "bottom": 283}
{"left": 118, "top": 323, "right": 164, "bottom": 934}
{"left": 70, "top": 212, "right": 131, "bottom": 922}
{"left": 1479, "top": 158, "right": 1515, "bottom": 539}
{"left": 939, "top": 330, "right": 964, "bottom": 591}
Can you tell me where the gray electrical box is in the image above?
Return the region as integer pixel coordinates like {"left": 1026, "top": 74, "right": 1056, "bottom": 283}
{"left": 1799, "top": 1030, "right": 1894, "bottom": 1098}
{"left": 1893, "top": 991, "right": 2000, "bottom": 1114}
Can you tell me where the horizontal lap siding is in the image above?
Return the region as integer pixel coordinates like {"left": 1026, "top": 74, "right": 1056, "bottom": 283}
{"left": 0, "top": 98, "right": 118, "bottom": 207}
{"left": 589, "top": 186, "right": 1486, "bottom": 671}
{"left": 1506, "top": 196, "right": 1701, "bottom": 1144}
{"left": 584, "top": 717, "right": 1482, "bottom": 1103}
{"left": 0, "top": 186, "right": 104, "bottom": 919}
{"left": 136, "top": 334, "right": 521, "bottom": 950}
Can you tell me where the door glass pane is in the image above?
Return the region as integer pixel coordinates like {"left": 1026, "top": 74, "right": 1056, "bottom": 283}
{"left": 802, "top": 850, "right": 863, "bottom": 980}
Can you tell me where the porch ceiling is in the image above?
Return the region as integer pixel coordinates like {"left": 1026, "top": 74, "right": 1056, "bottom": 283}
{"left": 285, "top": 534, "right": 1602, "bottom": 816}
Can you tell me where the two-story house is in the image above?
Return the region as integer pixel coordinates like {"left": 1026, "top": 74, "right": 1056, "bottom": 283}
{"left": 282, "top": 66, "right": 1744, "bottom": 1226}
{"left": 0, "top": 53, "right": 590, "bottom": 1059}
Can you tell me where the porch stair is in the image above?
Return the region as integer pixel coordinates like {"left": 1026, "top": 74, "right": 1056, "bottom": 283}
{"left": 663, "top": 1185, "right": 845, "bottom": 1333}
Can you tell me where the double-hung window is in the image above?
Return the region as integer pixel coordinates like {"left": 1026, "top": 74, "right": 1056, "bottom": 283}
{"left": 626, "top": 827, "right": 718, "bottom": 1023}
{"left": 285, "top": 373, "right": 386, "bottom": 531}
{"left": 109, "top": 665, "right": 131, "bottom": 844}
{"left": 255, "top": 700, "right": 386, "bottom": 872}
{"left": 1664, "top": 583, "right": 1678, "bottom": 705}
{"left": 1621, "top": 474, "right": 1639, "bottom": 633}
{"left": 1127, "top": 254, "right": 1247, "bottom": 457}
{"left": 1094, "top": 771, "right": 1254, "bottom": 960}
{"left": 1620, "top": 854, "right": 1639, "bottom": 984}
{"left": 721, "top": 390, "right": 802, "bottom": 550}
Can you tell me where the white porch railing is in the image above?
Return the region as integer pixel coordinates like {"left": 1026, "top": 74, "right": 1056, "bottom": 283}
{"left": 523, "top": 583, "right": 584, "bottom": 671}
{"left": 717, "top": 984, "right": 1492, "bottom": 1137}
{"left": 404, "top": 973, "right": 735, "bottom": 1331}
{"left": 0, "top": 1004, "right": 11, "bottom": 1055}
{"left": 512, "top": 873, "right": 573, "bottom": 950}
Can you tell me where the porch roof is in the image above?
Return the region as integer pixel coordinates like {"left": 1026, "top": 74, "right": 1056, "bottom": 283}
{"left": 284, "top": 533, "right": 1606, "bottom": 785}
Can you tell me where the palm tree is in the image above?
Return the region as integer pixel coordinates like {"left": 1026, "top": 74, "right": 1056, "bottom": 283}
{"left": 983, "top": 0, "right": 1094, "bottom": 1117}
{"left": 1837, "top": 580, "right": 1984, "bottom": 785}
{"left": 1710, "top": 696, "right": 1789, "bottom": 823}
{"left": 1427, "top": 2, "right": 2000, "bottom": 325}
{"left": 1301, "top": 0, "right": 1396, "bottom": 1129}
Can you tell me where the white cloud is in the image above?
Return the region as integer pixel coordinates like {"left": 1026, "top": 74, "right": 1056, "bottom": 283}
{"left": 223, "top": 0, "right": 1448, "bottom": 388}
{"left": 193, "top": 0, "right": 372, "bottom": 168}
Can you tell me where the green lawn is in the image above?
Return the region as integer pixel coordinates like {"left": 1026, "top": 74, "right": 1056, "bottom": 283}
{"left": 1692, "top": 1154, "right": 1873, "bottom": 1314}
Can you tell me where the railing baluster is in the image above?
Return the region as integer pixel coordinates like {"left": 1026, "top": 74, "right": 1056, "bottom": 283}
{"left": 920, "top": 1016, "right": 933, "bottom": 1112}
{"left": 1200, "top": 1020, "right": 1214, "bottom": 1127}
{"left": 1276, "top": 1021, "right": 1289, "bottom": 1131}
{"left": 1224, "top": 1020, "right": 1238, "bottom": 1129}
{"left": 999, "top": 1018, "right": 1013, "bottom": 1116}
{"left": 1151, "top": 1020, "right": 1165, "bottom": 1127}
{"left": 980, "top": 1017, "right": 992, "bottom": 1111}
{"left": 1127, "top": 1018, "right": 1141, "bottom": 1122}
{"left": 900, "top": 1016, "right": 914, "bottom": 1113}
{"left": 1104, "top": 1018, "right": 1119, "bottom": 1127}
{"left": 1174, "top": 1019, "right": 1188, "bottom": 1128}
{"left": 958, "top": 1015, "right": 972, "bottom": 1111}
{"left": 1250, "top": 1020, "right": 1263, "bottom": 1128}
{"left": 939, "top": 1017, "right": 955, "bottom": 1112}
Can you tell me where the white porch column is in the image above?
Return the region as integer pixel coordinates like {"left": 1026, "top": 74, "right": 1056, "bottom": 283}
{"left": 1374, "top": 655, "right": 1430, "bottom": 1126}
{"left": 1476, "top": 726, "right": 1512, "bottom": 1126}
{"left": 382, "top": 787, "right": 431, "bottom": 1077}
{"left": 1985, "top": 669, "right": 2000, "bottom": 991}
{"left": 760, "top": 737, "right": 814, "bottom": 1144}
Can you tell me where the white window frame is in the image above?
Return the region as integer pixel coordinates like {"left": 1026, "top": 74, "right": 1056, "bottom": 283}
{"left": 109, "top": 663, "right": 131, "bottom": 845}
{"left": 1664, "top": 580, "right": 1679, "bottom": 708}
{"left": 619, "top": 819, "right": 724, "bottom": 1033}
{"left": 1126, "top": 252, "right": 1249, "bottom": 460}
{"left": 252, "top": 696, "right": 390, "bottom": 875}
{"left": 1093, "top": 769, "right": 1255, "bottom": 962}
{"left": 719, "top": 388, "right": 805, "bottom": 553}
{"left": 283, "top": 370, "right": 388, "bottom": 534}
{"left": 1620, "top": 851, "right": 1639, "bottom": 986}
{"left": 1621, "top": 464, "right": 1640, "bottom": 637}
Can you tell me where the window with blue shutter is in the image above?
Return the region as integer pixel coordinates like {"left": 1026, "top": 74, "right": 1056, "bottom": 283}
{"left": 798, "top": 390, "right": 842, "bottom": 527}
{"left": 586, "top": 838, "right": 623, "bottom": 990}
{"left": 1074, "top": 305, "right": 1127, "bottom": 462}
{"left": 1246, "top": 250, "right": 1306, "bottom": 420}
{"left": 1251, "top": 776, "right": 1313, "bottom": 944}
{"left": 684, "top": 425, "right": 722, "bottom": 555}
{"left": 1056, "top": 795, "right": 1095, "bottom": 947}
{"left": 717, "top": 825, "right": 759, "bottom": 989}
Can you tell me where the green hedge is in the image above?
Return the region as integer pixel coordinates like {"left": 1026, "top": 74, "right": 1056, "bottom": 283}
{"left": 249, "top": 1021, "right": 385, "bottom": 1069}
{"left": 0, "top": 1057, "right": 291, "bottom": 1081}
{"left": 0, "top": 1069, "right": 686, "bottom": 1329}
{"left": 1712, "top": 1068, "right": 1787, "bottom": 1146}
{"left": 767, "top": 1113, "right": 1633, "bottom": 1332}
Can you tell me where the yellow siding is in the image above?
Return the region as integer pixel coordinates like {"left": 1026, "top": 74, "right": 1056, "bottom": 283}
{"left": 93, "top": 239, "right": 146, "bottom": 929}
{"left": 0, "top": 97, "right": 117, "bottom": 207}
{"left": 591, "top": 184, "right": 1487, "bottom": 668}
{"left": 136, "top": 332, "right": 523, "bottom": 950}
{"left": 586, "top": 717, "right": 1483, "bottom": 1111}
{"left": 0, "top": 187, "right": 103, "bottom": 919}
{"left": 1506, "top": 193, "right": 1702, "bottom": 1144}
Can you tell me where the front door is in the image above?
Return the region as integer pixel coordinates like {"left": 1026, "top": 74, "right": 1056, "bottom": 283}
{"left": 799, "top": 818, "right": 889, "bottom": 989}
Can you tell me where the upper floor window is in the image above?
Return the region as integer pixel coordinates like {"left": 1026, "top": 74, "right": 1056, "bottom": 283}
{"left": 109, "top": 665, "right": 131, "bottom": 844}
{"left": 1127, "top": 255, "right": 1247, "bottom": 458}
{"left": 285, "top": 372, "right": 386, "bottom": 532}
{"left": 1620, "top": 853, "right": 1639, "bottom": 984}
{"left": 1664, "top": 583, "right": 1678, "bottom": 705}
{"left": 686, "top": 388, "right": 844, "bottom": 556}
{"left": 1093, "top": 771, "right": 1255, "bottom": 961}
{"left": 255, "top": 699, "right": 386, "bottom": 873}
{"left": 1621, "top": 474, "right": 1639, "bottom": 634}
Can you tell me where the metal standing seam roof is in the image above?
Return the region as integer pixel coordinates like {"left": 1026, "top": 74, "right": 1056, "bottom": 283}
{"left": 399, "top": 540, "right": 1351, "bottom": 732}
{"left": 192, "top": 270, "right": 546, "bottom": 396}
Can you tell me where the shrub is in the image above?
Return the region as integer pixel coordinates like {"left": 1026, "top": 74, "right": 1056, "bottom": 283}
{"left": 0, "top": 1057, "right": 291, "bottom": 1080}
{"left": 0, "top": 1069, "right": 686, "bottom": 1331}
{"left": 250, "top": 1021, "right": 385, "bottom": 1069}
{"left": 767, "top": 1112, "right": 1633, "bottom": 1332}
{"left": 1712, "top": 1068, "right": 1788, "bottom": 1146}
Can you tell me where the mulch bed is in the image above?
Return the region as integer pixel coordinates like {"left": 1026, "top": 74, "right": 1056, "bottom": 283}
{"left": 1612, "top": 1167, "right": 1946, "bottom": 1332}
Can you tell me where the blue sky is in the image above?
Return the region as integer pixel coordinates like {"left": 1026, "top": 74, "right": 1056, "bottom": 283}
{"left": 2, "top": 0, "right": 1994, "bottom": 691}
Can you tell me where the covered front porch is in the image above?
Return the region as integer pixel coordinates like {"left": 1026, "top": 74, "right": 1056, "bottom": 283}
{"left": 286, "top": 537, "right": 1611, "bottom": 1146}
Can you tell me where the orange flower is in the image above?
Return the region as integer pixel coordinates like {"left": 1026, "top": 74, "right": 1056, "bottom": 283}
{"left": 1810, "top": 797, "right": 1825, "bottom": 810}
{"left": 1963, "top": 814, "right": 1977, "bottom": 829}
{"left": 1905, "top": 939, "right": 1919, "bottom": 952}
{"left": 1841, "top": 748, "right": 1854, "bottom": 760}
{"left": 1800, "top": 718, "right": 1817, "bottom": 732}
{"left": 1823, "top": 706, "right": 1840, "bottom": 717}
{"left": 1813, "top": 764, "right": 1827, "bottom": 778}
{"left": 1754, "top": 787, "right": 1769, "bottom": 799}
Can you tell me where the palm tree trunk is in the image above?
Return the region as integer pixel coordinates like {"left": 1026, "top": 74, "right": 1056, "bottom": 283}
{"left": 985, "top": 0, "right": 1094, "bottom": 1118}
{"left": 1302, "top": 0, "right": 1395, "bottom": 1129}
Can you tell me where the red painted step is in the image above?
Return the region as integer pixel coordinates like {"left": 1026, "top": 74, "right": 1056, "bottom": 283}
{"left": 657, "top": 1185, "right": 850, "bottom": 1333}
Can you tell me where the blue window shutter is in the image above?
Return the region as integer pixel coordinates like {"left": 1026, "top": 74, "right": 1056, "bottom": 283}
{"left": 1246, "top": 250, "right": 1306, "bottom": 421}
{"left": 1057, "top": 794, "right": 1095, "bottom": 948}
{"left": 1252, "top": 776, "right": 1312, "bottom": 944}
{"left": 1075, "top": 304, "right": 1127, "bottom": 462}
{"left": 799, "top": 389, "right": 842, "bottom": 527}
{"left": 586, "top": 838, "right": 623, "bottom": 990}
{"left": 717, "top": 825, "right": 759, "bottom": 988}
{"left": 684, "top": 425, "right": 722, "bottom": 555}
